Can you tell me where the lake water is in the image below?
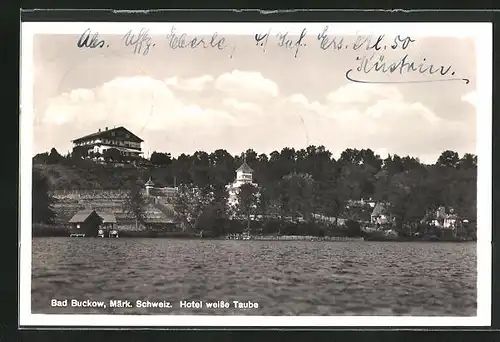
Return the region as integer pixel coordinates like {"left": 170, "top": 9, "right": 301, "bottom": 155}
{"left": 31, "top": 238, "right": 476, "bottom": 316}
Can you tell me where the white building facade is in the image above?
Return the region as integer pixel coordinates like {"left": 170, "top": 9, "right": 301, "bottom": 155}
{"left": 226, "top": 161, "right": 259, "bottom": 209}
{"left": 72, "top": 126, "right": 144, "bottom": 159}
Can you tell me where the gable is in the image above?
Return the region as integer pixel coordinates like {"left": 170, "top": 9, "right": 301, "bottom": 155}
{"left": 106, "top": 127, "right": 144, "bottom": 142}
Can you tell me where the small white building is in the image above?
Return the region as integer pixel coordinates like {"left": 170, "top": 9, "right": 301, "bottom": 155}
{"left": 144, "top": 177, "right": 177, "bottom": 200}
{"left": 226, "top": 159, "right": 259, "bottom": 208}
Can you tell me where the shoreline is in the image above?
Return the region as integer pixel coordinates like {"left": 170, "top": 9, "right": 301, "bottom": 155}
{"left": 32, "top": 224, "right": 475, "bottom": 242}
{"left": 32, "top": 232, "right": 475, "bottom": 243}
{"left": 31, "top": 236, "right": 477, "bottom": 242}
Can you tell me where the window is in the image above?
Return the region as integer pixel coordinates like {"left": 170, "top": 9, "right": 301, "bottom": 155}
{"left": 76, "top": 224, "right": 80, "bottom": 229}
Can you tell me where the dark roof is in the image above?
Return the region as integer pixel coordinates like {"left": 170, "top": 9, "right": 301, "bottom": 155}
{"left": 149, "top": 187, "right": 177, "bottom": 197}
{"left": 72, "top": 126, "right": 144, "bottom": 143}
{"left": 236, "top": 162, "right": 253, "bottom": 173}
{"left": 97, "top": 211, "right": 117, "bottom": 224}
{"left": 69, "top": 210, "right": 100, "bottom": 223}
{"left": 68, "top": 209, "right": 116, "bottom": 223}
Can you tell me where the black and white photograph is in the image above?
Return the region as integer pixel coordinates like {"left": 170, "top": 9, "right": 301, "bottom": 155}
{"left": 20, "top": 22, "right": 492, "bottom": 327}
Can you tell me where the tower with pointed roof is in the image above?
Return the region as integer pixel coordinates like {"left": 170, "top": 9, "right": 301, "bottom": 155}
{"left": 235, "top": 155, "right": 254, "bottom": 185}
{"left": 226, "top": 155, "right": 259, "bottom": 209}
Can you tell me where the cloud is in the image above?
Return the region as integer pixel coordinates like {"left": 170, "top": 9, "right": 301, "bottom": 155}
{"left": 326, "top": 83, "right": 404, "bottom": 105}
{"left": 39, "top": 76, "right": 236, "bottom": 154}
{"left": 214, "top": 70, "right": 279, "bottom": 99}
{"left": 36, "top": 71, "right": 473, "bottom": 163}
{"left": 165, "top": 75, "right": 214, "bottom": 92}
{"left": 287, "top": 93, "right": 326, "bottom": 113}
{"left": 222, "top": 98, "right": 262, "bottom": 112}
{"left": 461, "top": 91, "right": 477, "bottom": 107}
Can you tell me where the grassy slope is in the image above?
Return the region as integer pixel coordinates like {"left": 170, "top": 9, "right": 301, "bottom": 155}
{"left": 34, "top": 162, "right": 178, "bottom": 229}
{"left": 34, "top": 162, "right": 170, "bottom": 190}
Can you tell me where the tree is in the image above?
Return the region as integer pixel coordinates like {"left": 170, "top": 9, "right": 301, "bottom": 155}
{"left": 359, "top": 149, "right": 383, "bottom": 171}
{"left": 401, "top": 156, "right": 423, "bottom": 171}
{"left": 33, "top": 152, "right": 49, "bottom": 165}
{"left": 459, "top": 153, "right": 477, "bottom": 169}
{"left": 257, "top": 183, "right": 273, "bottom": 221}
{"left": 103, "top": 148, "right": 122, "bottom": 162}
{"left": 436, "top": 150, "right": 460, "bottom": 168}
{"left": 32, "top": 169, "right": 56, "bottom": 224}
{"left": 196, "top": 201, "right": 229, "bottom": 237}
{"left": 314, "top": 166, "right": 348, "bottom": 226}
{"left": 281, "top": 172, "right": 314, "bottom": 222}
{"left": 33, "top": 144, "right": 477, "bottom": 238}
{"left": 345, "top": 219, "right": 362, "bottom": 237}
{"left": 237, "top": 183, "right": 258, "bottom": 231}
{"left": 173, "top": 184, "right": 213, "bottom": 233}
{"left": 339, "top": 148, "right": 361, "bottom": 165}
{"left": 71, "top": 146, "right": 88, "bottom": 160}
{"left": 209, "top": 149, "right": 236, "bottom": 184}
{"left": 150, "top": 151, "right": 172, "bottom": 166}
{"left": 123, "top": 180, "right": 147, "bottom": 230}
{"left": 383, "top": 154, "right": 405, "bottom": 175}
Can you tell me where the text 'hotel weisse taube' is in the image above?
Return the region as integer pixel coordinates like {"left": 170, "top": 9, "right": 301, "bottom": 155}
{"left": 71, "top": 126, "right": 144, "bottom": 161}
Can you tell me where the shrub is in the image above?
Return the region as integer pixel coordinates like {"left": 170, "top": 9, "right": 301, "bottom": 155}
{"left": 32, "top": 223, "right": 68, "bottom": 237}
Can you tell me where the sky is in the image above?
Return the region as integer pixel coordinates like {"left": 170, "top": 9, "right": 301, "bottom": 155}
{"left": 29, "top": 32, "right": 478, "bottom": 164}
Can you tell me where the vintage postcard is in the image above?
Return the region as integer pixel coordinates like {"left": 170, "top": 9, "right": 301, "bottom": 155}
{"left": 20, "top": 21, "right": 492, "bottom": 327}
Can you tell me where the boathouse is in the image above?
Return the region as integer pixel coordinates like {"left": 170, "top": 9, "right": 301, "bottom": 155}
{"left": 97, "top": 211, "right": 118, "bottom": 233}
{"left": 68, "top": 209, "right": 117, "bottom": 237}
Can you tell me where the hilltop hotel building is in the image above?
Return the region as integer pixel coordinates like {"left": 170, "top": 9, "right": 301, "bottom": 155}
{"left": 72, "top": 126, "right": 144, "bottom": 159}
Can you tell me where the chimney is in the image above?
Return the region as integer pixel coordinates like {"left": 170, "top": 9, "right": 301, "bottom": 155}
{"left": 98, "top": 128, "right": 101, "bottom": 132}
{"left": 105, "top": 127, "right": 108, "bottom": 130}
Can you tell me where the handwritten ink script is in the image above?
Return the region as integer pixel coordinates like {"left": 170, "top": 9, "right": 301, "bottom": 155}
{"left": 166, "top": 26, "right": 228, "bottom": 51}
{"left": 77, "top": 28, "right": 108, "bottom": 49}
{"left": 253, "top": 26, "right": 416, "bottom": 57}
{"left": 317, "top": 26, "right": 416, "bottom": 51}
{"left": 345, "top": 54, "right": 470, "bottom": 84}
{"left": 123, "top": 29, "right": 156, "bottom": 56}
{"left": 76, "top": 26, "right": 236, "bottom": 58}
{"left": 255, "top": 28, "right": 307, "bottom": 57}
{"left": 252, "top": 26, "right": 469, "bottom": 84}
{"left": 75, "top": 26, "right": 469, "bottom": 84}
